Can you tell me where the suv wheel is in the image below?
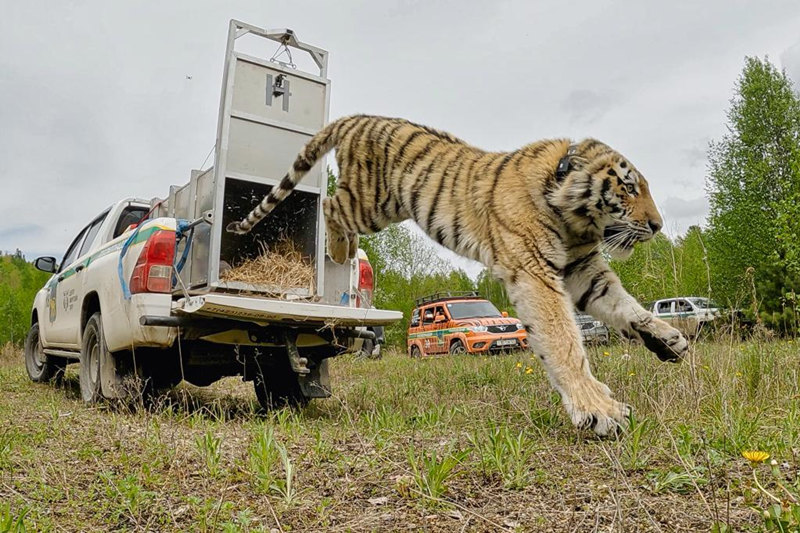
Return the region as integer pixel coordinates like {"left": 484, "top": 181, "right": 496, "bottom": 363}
{"left": 449, "top": 340, "right": 467, "bottom": 355}
{"left": 24, "top": 323, "right": 63, "bottom": 382}
{"left": 80, "top": 313, "right": 105, "bottom": 403}
{"left": 409, "top": 345, "right": 422, "bottom": 358}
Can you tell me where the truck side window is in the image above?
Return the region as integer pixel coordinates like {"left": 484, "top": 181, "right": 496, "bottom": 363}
{"left": 410, "top": 309, "right": 420, "bottom": 327}
{"left": 656, "top": 301, "right": 672, "bottom": 314}
{"left": 676, "top": 300, "right": 692, "bottom": 313}
{"left": 113, "top": 206, "right": 150, "bottom": 239}
{"left": 78, "top": 214, "right": 108, "bottom": 259}
{"left": 422, "top": 308, "right": 434, "bottom": 325}
{"left": 434, "top": 305, "right": 446, "bottom": 321}
{"left": 59, "top": 227, "right": 89, "bottom": 272}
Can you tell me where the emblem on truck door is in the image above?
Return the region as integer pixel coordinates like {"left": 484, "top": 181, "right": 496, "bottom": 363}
{"left": 48, "top": 292, "right": 57, "bottom": 322}
{"left": 61, "top": 288, "right": 77, "bottom": 312}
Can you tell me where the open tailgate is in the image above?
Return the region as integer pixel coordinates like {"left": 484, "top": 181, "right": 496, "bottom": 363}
{"left": 173, "top": 294, "right": 401, "bottom": 327}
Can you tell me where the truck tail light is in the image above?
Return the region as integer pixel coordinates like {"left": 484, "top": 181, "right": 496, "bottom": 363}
{"left": 130, "top": 230, "right": 175, "bottom": 294}
{"left": 356, "top": 258, "right": 374, "bottom": 308}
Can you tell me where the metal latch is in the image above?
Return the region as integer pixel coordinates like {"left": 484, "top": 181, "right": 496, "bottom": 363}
{"left": 266, "top": 74, "right": 290, "bottom": 112}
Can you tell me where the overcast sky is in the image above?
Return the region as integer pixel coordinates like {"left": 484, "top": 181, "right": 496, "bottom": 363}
{"left": 2, "top": 1, "right": 800, "bottom": 275}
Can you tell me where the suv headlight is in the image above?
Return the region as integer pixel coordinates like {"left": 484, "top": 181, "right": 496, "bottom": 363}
{"left": 470, "top": 325, "right": 488, "bottom": 333}
{"left": 516, "top": 323, "right": 524, "bottom": 330}
{"left": 593, "top": 321, "right": 603, "bottom": 328}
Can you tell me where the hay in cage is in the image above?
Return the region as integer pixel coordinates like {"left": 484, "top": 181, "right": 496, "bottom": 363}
{"left": 220, "top": 238, "right": 315, "bottom": 295}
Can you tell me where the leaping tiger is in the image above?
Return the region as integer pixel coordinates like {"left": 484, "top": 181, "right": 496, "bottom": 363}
{"left": 226, "top": 115, "right": 689, "bottom": 436}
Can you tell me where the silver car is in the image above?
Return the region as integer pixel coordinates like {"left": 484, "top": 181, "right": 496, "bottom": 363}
{"left": 575, "top": 313, "right": 609, "bottom": 345}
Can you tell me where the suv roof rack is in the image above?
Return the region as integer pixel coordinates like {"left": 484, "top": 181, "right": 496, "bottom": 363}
{"left": 415, "top": 291, "right": 480, "bottom": 307}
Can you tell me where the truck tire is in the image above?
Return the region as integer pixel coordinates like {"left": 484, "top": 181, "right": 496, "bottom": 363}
{"left": 80, "top": 313, "right": 105, "bottom": 403}
{"left": 360, "top": 339, "right": 376, "bottom": 359}
{"left": 410, "top": 345, "right": 422, "bottom": 358}
{"left": 253, "top": 361, "right": 309, "bottom": 410}
{"left": 449, "top": 339, "right": 467, "bottom": 355}
{"left": 24, "top": 323, "right": 64, "bottom": 383}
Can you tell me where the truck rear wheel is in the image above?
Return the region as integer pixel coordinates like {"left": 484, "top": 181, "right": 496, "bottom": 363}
{"left": 24, "top": 323, "right": 64, "bottom": 383}
{"left": 80, "top": 313, "right": 105, "bottom": 403}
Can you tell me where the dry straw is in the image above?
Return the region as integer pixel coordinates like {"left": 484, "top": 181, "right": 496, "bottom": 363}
{"left": 220, "top": 238, "right": 315, "bottom": 296}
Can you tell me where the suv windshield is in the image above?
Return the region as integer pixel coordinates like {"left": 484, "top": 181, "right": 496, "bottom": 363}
{"left": 688, "top": 297, "right": 718, "bottom": 309}
{"left": 446, "top": 301, "right": 501, "bottom": 319}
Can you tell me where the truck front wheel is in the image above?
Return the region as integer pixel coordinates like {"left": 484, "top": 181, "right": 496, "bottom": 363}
{"left": 24, "top": 323, "right": 64, "bottom": 383}
{"left": 449, "top": 339, "right": 467, "bottom": 355}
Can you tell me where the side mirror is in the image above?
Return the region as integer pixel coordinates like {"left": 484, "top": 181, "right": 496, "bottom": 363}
{"left": 501, "top": 311, "right": 509, "bottom": 318}
{"left": 34, "top": 256, "right": 58, "bottom": 273}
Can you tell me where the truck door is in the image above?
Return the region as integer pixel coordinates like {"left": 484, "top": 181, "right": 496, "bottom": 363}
{"left": 655, "top": 300, "right": 674, "bottom": 326}
{"left": 420, "top": 306, "right": 437, "bottom": 355}
{"left": 430, "top": 305, "right": 448, "bottom": 354}
{"left": 674, "top": 299, "right": 696, "bottom": 336}
{"left": 45, "top": 227, "right": 88, "bottom": 347}
{"left": 46, "top": 213, "right": 107, "bottom": 348}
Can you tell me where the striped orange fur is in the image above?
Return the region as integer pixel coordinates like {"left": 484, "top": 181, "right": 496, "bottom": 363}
{"left": 228, "top": 115, "right": 689, "bottom": 435}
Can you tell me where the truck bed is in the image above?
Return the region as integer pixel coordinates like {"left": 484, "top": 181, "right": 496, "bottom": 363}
{"left": 173, "top": 293, "right": 401, "bottom": 327}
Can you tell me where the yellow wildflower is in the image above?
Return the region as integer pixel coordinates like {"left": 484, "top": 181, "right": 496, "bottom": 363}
{"left": 515, "top": 362, "right": 523, "bottom": 369}
{"left": 742, "top": 450, "right": 770, "bottom": 464}
{"left": 735, "top": 372, "right": 742, "bottom": 377}
{"left": 628, "top": 371, "right": 635, "bottom": 377}
{"left": 603, "top": 351, "right": 610, "bottom": 357}
{"left": 525, "top": 367, "right": 533, "bottom": 375}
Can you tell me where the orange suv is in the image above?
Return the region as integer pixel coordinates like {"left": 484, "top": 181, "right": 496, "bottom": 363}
{"left": 407, "top": 292, "right": 528, "bottom": 357}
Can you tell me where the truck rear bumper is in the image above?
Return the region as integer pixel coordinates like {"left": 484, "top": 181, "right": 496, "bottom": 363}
{"left": 172, "top": 293, "right": 402, "bottom": 327}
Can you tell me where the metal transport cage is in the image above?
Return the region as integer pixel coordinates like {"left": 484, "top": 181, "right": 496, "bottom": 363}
{"left": 154, "top": 20, "right": 330, "bottom": 298}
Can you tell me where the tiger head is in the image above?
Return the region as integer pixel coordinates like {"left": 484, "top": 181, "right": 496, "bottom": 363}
{"left": 552, "top": 139, "right": 663, "bottom": 259}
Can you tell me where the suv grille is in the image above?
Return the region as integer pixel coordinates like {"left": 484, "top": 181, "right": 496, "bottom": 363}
{"left": 488, "top": 324, "right": 516, "bottom": 333}
{"left": 581, "top": 322, "right": 594, "bottom": 330}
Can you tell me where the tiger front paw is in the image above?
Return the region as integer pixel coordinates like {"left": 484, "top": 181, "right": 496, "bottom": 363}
{"left": 327, "top": 233, "right": 350, "bottom": 264}
{"left": 563, "top": 379, "right": 631, "bottom": 437}
{"left": 631, "top": 318, "right": 688, "bottom": 363}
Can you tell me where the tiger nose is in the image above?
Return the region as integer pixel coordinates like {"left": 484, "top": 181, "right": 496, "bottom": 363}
{"left": 648, "top": 220, "right": 662, "bottom": 234}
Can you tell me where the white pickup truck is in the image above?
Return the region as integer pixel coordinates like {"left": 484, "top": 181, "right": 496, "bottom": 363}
{"left": 24, "top": 21, "right": 400, "bottom": 408}
{"left": 26, "top": 199, "right": 397, "bottom": 408}
{"left": 649, "top": 297, "right": 720, "bottom": 338}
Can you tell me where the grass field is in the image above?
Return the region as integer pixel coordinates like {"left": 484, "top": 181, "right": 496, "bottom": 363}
{"left": 1, "top": 338, "right": 799, "bottom": 532}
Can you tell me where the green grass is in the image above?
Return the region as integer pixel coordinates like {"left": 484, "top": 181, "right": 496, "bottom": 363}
{"left": 0, "top": 338, "right": 799, "bottom": 531}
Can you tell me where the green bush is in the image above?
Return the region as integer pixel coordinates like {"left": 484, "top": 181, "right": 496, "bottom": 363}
{"left": 0, "top": 253, "right": 51, "bottom": 346}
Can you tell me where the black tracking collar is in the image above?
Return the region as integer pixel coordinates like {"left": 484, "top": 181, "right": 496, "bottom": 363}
{"left": 555, "top": 144, "right": 578, "bottom": 181}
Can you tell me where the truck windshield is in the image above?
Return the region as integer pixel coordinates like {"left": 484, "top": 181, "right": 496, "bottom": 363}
{"left": 446, "top": 301, "right": 501, "bottom": 319}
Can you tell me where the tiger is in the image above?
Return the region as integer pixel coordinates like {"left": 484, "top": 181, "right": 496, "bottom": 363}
{"left": 226, "top": 114, "right": 689, "bottom": 436}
